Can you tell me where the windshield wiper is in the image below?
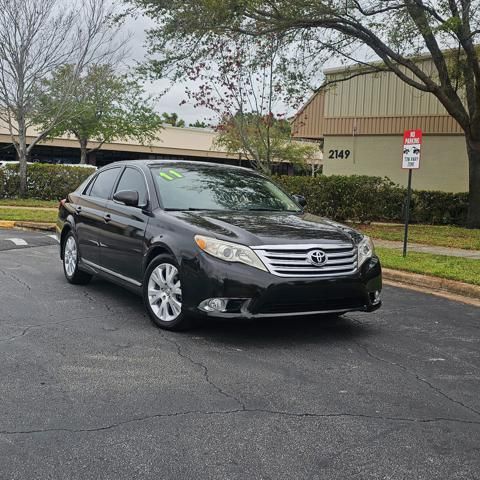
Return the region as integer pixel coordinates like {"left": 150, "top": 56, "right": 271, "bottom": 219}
{"left": 164, "top": 207, "right": 220, "bottom": 211}
{"left": 247, "top": 208, "right": 299, "bottom": 212}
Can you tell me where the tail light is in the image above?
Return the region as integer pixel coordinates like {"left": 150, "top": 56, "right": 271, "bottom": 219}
{"left": 59, "top": 199, "right": 66, "bottom": 208}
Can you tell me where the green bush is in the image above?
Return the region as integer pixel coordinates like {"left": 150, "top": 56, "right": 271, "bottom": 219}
{"left": 275, "top": 175, "right": 469, "bottom": 225}
{"left": 0, "top": 165, "right": 469, "bottom": 225}
{"left": 0, "top": 163, "right": 95, "bottom": 200}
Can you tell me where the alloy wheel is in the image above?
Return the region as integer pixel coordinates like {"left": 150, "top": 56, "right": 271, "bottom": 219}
{"left": 64, "top": 236, "right": 78, "bottom": 277}
{"left": 148, "top": 263, "right": 182, "bottom": 322}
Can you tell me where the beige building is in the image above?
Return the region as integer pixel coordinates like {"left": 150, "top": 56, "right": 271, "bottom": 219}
{"left": 0, "top": 123, "right": 244, "bottom": 167}
{"left": 292, "top": 59, "right": 468, "bottom": 192}
{"left": 0, "top": 122, "right": 317, "bottom": 174}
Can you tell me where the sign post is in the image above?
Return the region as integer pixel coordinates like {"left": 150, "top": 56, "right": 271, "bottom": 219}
{"left": 402, "top": 129, "right": 422, "bottom": 257}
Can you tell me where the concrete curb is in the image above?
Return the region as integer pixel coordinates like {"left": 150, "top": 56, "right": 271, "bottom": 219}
{"left": 0, "top": 220, "right": 15, "bottom": 228}
{"left": 383, "top": 268, "right": 480, "bottom": 301}
{"left": 0, "top": 221, "right": 55, "bottom": 232}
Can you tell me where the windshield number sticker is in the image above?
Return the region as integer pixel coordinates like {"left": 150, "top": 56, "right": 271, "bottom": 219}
{"left": 159, "top": 170, "right": 183, "bottom": 181}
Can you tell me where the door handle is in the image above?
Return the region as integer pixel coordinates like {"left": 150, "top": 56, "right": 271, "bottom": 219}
{"left": 75, "top": 206, "right": 82, "bottom": 214}
{"left": 104, "top": 214, "right": 112, "bottom": 223}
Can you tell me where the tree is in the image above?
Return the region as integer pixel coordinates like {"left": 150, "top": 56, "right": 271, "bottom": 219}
{"left": 0, "top": 0, "right": 122, "bottom": 195}
{"left": 37, "top": 64, "right": 163, "bottom": 164}
{"left": 216, "top": 113, "right": 319, "bottom": 174}
{"left": 177, "top": 33, "right": 313, "bottom": 174}
{"left": 189, "top": 120, "right": 209, "bottom": 128}
{"left": 128, "top": 0, "right": 480, "bottom": 227}
{"left": 161, "top": 112, "right": 185, "bottom": 127}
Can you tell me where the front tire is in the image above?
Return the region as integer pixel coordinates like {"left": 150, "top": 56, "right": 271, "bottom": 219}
{"left": 143, "top": 255, "right": 192, "bottom": 331}
{"left": 62, "top": 231, "right": 92, "bottom": 285}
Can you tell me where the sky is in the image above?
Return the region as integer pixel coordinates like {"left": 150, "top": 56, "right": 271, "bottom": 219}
{"left": 123, "top": 11, "right": 348, "bottom": 126}
{"left": 125, "top": 15, "right": 213, "bottom": 126}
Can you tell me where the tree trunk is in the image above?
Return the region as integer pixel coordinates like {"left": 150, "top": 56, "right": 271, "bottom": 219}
{"left": 79, "top": 138, "right": 88, "bottom": 165}
{"left": 17, "top": 116, "right": 29, "bottom": 197}
{"left": 466, "top": 136, "right": 480, "bottom": 228}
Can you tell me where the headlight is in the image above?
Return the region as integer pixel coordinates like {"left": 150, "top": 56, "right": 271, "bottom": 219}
{"left": 194, "top": 235, "right": 267, "bottom": 272}
{"left": 358, "top": 236, "right": 374, "bottom": 266}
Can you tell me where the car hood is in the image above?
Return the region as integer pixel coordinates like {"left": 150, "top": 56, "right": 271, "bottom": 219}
{"left": 169, "top": 210, "right": 362, "bottom": 246}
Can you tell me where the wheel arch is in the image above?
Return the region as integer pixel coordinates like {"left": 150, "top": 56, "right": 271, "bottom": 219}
{"left": 60, "top": 218, "right": 76, "bottom": 259}
{"left": 144, "top": 243, "right": 177, "bottom": 273}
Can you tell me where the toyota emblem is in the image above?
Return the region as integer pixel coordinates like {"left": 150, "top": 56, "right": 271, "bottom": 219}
{"left": 307, "top": 249, "right": 328, "bottom": 267}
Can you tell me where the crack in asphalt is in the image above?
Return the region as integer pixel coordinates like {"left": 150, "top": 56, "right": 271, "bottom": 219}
{"left": 1, "top": 408, "right": 479, "bottom": 437}
{"left": 0, "top": 313, "right": 127, "bottom": 343}
{"left": 351, "top": 337, "right": 480, "bottom": 418}
{"left": 0, "top": 268, "right": 31, "bottom": 291}
{"left": 158, "top": 330, "right": 246, "bottom": 410}
{"left": 83, "top": 291, "right": 96, "bottom": 303}
{"left": 0, "top": 319, "right": 72, "bottom": 343}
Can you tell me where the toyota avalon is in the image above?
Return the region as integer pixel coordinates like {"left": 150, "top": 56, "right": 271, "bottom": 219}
{"left": 57, "top": 160, "right": 382, "bottom": 330}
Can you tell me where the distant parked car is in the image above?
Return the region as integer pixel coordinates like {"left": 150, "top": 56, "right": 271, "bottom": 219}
{"left": 0, "top": 161, "right": 33, "bottom": 168}
{"left": 57, "top": 160, "right": 382, "bottom": 330}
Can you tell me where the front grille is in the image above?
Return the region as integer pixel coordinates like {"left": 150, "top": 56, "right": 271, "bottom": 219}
{"left": 253, "top": 243, "right": 357, "bottom": 278}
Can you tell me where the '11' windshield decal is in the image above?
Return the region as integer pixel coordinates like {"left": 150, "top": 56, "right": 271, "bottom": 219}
{"left": 159, "top": 170, "right": 183, "bottom": 181}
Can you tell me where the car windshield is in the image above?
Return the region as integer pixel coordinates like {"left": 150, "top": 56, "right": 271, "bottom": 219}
{"left": 150, "top": 164, "right": 301, "bottom": 212}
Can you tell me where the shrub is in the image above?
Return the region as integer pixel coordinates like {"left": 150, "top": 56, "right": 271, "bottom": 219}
{"left": 0, "top": 165, "right": 469, "bottom": 225}
{"left": 275, "top": 175, "right": 469, "bottom": 225}
{"left": 0, "top": 163, "right": 95, "bottom": 200}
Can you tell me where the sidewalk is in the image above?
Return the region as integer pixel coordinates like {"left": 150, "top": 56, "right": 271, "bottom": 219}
{"left": 375, "top": 239, "right": 480, "bottom": 259}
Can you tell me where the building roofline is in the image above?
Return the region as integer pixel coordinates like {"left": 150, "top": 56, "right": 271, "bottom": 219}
{"left": 160, "top": 124, "right": 215, "bottom": 133}
{"left": 321, "top": 46, "right": 471, "bottom": 75}
{"left": 291, "top": 87, "right": 325, "bottom": 124}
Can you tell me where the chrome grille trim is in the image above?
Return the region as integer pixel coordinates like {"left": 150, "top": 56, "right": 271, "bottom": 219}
{"left": 253, "top": 243, "right": 358, "bottom": 278}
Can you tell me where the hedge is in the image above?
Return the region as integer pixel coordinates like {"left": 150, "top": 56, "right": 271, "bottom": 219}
{"left": 275, "top": 175, "right": 469, "bottom": 225}
{"left": 0, "top": 163, "right": 95, "bottom": 200}
{"left": 0, "top": 164, "right": 469, "bottom": 225}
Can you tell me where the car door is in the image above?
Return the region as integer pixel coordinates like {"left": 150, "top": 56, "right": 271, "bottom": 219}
{"left": 75, "top": 166, "right": 122, "bottom": 266}
{"left": 99, "top": 166, "right": 150, "bottom": 284}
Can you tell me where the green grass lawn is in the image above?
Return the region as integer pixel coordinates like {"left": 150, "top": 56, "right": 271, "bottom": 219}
{"left": 376, "top": 247, "right": 480, "bottom": 286}
{"left": 0, "top": 207, "right": 57, "bottom": 223}
{"left": 357, "top": 224, "right": 480, "bottom": 250}
{"left": 0, "top": 198, "right": 58, "bottom": 208}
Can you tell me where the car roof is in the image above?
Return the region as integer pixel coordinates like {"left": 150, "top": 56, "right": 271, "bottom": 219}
{"left": 101, "top": 159, "right": 255, "bottom": 173}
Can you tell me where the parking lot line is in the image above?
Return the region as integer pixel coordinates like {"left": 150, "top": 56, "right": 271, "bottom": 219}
{"left": 6, "top": 238, "right": 28, "bottom": 246}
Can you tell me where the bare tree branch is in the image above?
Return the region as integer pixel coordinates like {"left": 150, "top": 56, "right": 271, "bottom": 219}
{"left": 0, "top": 0, "right": 125, "bottom": 194}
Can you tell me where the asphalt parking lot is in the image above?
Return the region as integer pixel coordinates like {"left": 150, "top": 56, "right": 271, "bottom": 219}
{"left": 0, "top": 230, "right": 479, "bottom": 480}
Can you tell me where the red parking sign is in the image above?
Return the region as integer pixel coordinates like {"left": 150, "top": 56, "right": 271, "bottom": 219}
{"left": 402, "top": 129, "right": 422, "bottom": 169}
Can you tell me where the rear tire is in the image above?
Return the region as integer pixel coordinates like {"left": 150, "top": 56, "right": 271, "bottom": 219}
{"left": 62, "top": 231, "right": 92, "bottom": 285}
{"left": 143, "top": 254, "right": 193, "bottom": 331}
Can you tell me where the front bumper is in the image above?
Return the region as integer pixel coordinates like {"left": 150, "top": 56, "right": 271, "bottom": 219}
{"left": 181, "top": 253, "right": 382, "bottom": 319}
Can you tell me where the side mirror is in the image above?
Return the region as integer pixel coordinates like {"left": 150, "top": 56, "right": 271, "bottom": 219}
{"left": 292, "top": 194, "right": 307, "bottom": 208}
{"left": 113, "top": 190, "right": 139, "bottom": 207}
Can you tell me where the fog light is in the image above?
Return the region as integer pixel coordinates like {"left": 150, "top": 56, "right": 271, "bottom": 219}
{"left": 370, "top": 290, "right": 381, "bottom": 305}
{"left": 199, "top": 298, "right": 229, "bottom": 312}
{"left": 198, "top": 298, "right": 250, "bottom": 313}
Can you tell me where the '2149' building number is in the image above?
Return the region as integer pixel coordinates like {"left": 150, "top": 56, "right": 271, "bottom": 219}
{"left": 328, "top": 149, "right": 351, "bottom": 159}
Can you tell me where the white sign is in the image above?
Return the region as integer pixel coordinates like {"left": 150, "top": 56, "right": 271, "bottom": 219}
{"left": 402, "top": 129, "right": 422, "bottom": 169}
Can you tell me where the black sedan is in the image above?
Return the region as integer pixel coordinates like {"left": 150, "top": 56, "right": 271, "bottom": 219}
{"left": 57, "top": 160, "right": 382, "bottom": 330}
